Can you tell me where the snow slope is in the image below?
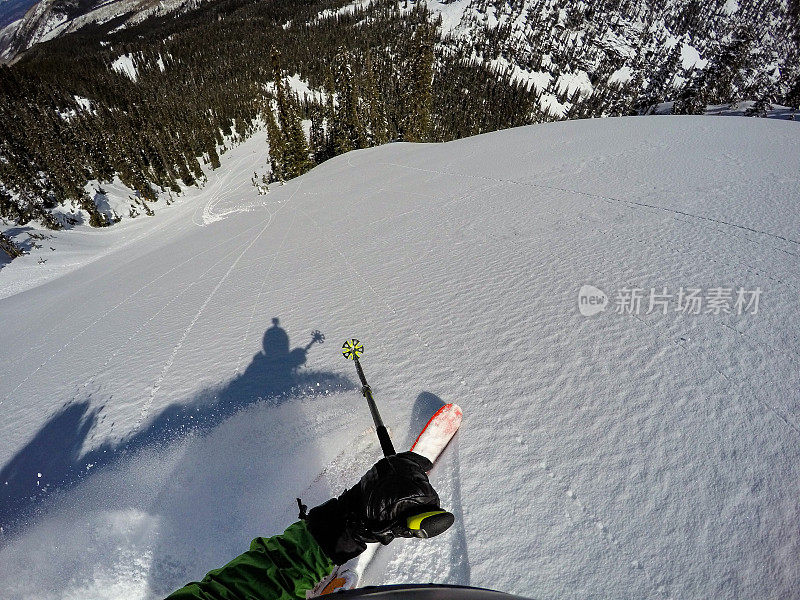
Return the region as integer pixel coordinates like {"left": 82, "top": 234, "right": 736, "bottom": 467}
{"left": 1, "top": 116, "right": 799, "bottom": 599}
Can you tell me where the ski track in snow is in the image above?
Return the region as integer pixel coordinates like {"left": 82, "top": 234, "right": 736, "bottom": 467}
{"left": 69, "top": 232, "right": 264, "bottom": 437}
{"left": 1, "top": 220, "right": 270, "bottom": 406}
{"left": 195, "top": 149, "right": 260, "bottom": 226}
{"left": 2, "top": 137, "right": 274, "bottom": 386}
{"left": 135, "top": 181, "right": 302, "bottom": 430}
{"left": 234, "top": 211, "right": 298, "bottom": 374}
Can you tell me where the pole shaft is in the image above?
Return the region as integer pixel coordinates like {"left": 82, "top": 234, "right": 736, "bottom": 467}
{"left": 354, "top": 357, "right": 396, "bottom": 456}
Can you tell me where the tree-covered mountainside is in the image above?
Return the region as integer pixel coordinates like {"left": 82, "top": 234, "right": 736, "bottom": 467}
{"left": 0, "top": 0, "right": 207, "bottom": 62}
{"left": 433, "top": 0, "right": 800, "bottom": 119}
{"left": 1, "top": 0, "right": 798, "bottom": 249}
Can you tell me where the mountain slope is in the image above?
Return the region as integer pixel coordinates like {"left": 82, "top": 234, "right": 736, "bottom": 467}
{"left": 0, "top": 0, "right": 38, "bottom": 28}
{"left": 0, "top": 116, "right": 799, "bottom": 599}
{"left": 0, "top": 0, "right": 204, "bottom": 61}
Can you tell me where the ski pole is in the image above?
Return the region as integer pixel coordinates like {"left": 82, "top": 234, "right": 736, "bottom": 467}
{"left": 342, "top": 339, "right": 454, "bottom": 539}
{"left": 354, "top": 354, "right": 396, "bottom": 456}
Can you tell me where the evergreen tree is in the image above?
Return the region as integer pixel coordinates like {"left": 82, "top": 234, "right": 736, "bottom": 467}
{"left": 332, "top": 50, "right": 366, "bottom": 154}
{"left": 402, "top": 25, "right": 435, "bottom": 142}
{"left": 265, "top": 100, "right": 287, "bottom": 182}
{"left": 269, "top": 47, "right": 312, "bottom": 179}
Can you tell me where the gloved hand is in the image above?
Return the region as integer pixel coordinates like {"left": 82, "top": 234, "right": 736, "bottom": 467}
{"left": 304, "top": 451, "right": 442, "bottom": 564}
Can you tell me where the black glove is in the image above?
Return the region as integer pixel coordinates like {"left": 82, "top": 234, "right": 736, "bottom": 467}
{"left": 304, "top": 452, "right": 441, "bottom": 564}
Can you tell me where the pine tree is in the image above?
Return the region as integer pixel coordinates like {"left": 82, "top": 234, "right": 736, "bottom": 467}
{"left": 269, "top": 47, "right": 312, "bottom": 179}
{"left": 265, "top": 101, "right": 287, "bottom": 182}
{"left": 332, "top": 50, "right": 366, "bottom": 155}
{"left": 402, "top": 25, "right": 435, "bottom": 142}
{"left": 363, "top": 52, "right": 389, "bottom": 146}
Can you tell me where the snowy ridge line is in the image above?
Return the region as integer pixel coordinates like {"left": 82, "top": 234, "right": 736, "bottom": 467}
{"left": 135, "top": 181, "right": 303, "bottom": 429}
{"left": 234, "top": 209, "right": 297, "bottom": 374}
{"left": 378, "top": 161, "right": 800, "bottom": 249}
{"left": 0, "top": 218, "right": 269, "bottom": 404}
{"left": 65, "top": 229, "right": 263, "bottom": 438}
{"left": 408, "top": 146, "right": 800, "bottom": 340}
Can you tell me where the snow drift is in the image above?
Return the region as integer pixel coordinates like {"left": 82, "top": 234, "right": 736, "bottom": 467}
{"left": 0, "top": 116, "right": 799, "bottom": 599}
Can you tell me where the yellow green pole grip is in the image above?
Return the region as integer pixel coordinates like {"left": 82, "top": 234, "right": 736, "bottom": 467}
{"left": 406, "top": 510, "right": 455, "bottom": 539}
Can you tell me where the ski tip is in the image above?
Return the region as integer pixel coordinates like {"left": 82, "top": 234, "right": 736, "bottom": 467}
{"left": 409, "top": 403, "right": 464, "bottom": 465}
{"left": 410, "top": 403, "right": 463, "bottom": 453}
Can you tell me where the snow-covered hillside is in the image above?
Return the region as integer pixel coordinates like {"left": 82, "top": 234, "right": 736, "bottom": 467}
{"left": 1, "top": 116, "right": 799, "bottom": 599}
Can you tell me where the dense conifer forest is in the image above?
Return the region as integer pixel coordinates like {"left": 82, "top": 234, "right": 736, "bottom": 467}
{"left": 1, "top": 0, "right": 798, "bottom": 251}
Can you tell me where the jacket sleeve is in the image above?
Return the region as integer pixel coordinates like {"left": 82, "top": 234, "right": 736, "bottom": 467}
{"left": 165, "top": 520, "right": 336, "bottom": 600}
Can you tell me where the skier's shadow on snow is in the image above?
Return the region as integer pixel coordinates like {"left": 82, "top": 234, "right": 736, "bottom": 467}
{"left": 0, "top": 319, "right": 353, "bottom": 536}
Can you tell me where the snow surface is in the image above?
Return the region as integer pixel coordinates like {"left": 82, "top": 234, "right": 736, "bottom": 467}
{"left": 486, "top": 56, "right": 552, "bottom": 93}
{"left": 111, "top": 53, "right": 138, "bottom": 81}
{"left": 679, "top": 42, "right": 707, "bottom": 70}
{"left": 608, "top": 65, "right": 632, "bottom": 86}
{"left": 1, "top": 116, "right": 800, "bottom": 599}
{"left": 315, "top": 0, "right": 371, "bottom": 22}
{"left": 722, "top": 0, "right": 739, "bottom": 15}
{"left": 286, "top": 73, "right": 327, "bottom": 104}
{"left": 74, "top": 95, "right": 93, "bottom": 111}
{"left": 555, "top": 70, "right": 593, "bottom": 99}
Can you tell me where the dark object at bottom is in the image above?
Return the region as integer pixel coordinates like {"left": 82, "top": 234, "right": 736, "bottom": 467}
{"left": 333, "top": 584, "right": 534, "bottom": 599}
